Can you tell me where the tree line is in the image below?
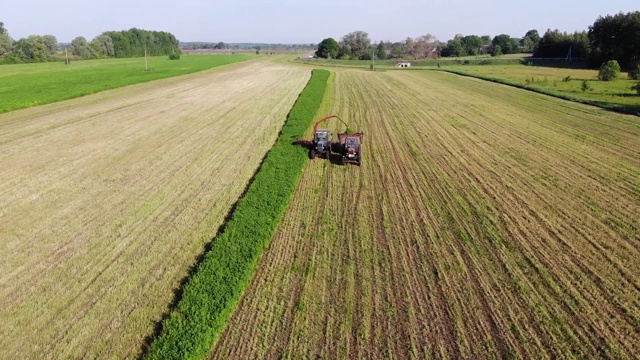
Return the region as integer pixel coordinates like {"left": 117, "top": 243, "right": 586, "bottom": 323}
{"left": 315, "top": 11, "right": 639, "bottom": 69}
{"left": 0, "top": 24, "right": 180, "bottom": 64}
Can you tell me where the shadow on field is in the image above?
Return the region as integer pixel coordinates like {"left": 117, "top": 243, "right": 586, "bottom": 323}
{"left": 292, "top": 140, "right": 351, "bottom": 166}
{"left": 592, "top": 102, "right": 640, "bottom": 116}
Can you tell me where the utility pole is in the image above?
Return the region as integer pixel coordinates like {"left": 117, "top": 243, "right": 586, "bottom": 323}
{"left": 372, "top": 41, "right": 375, "bottom": 71}
{"left": 144, "top": 48, "right": 148, "bottom": 71}
{"left": 65, "top": 48, "right": 69, "bottom": 65}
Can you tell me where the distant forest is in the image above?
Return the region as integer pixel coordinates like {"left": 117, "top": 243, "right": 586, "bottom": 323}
{"left": 180, "top": 42, "right": 316, "bottom": 51}
{"left": 0, "top": 26, "right": 180, "bottom": 64}
{"left": 314, "top": 11, "right": 639, "bottom": 69}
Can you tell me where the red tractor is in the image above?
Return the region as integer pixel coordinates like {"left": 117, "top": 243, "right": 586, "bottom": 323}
{"left": 337, "top": 132, "right": 364, "bottom": 166}
{"left": 300, "top": 115, "right": 364, "bottom": 166}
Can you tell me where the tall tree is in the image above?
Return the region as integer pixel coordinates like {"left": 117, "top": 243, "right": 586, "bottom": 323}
{"left": 389, "top": 42, "right": 403, "bottom": 58}
{"left": 375, "top": 41, "right": 387, "bottom": 60}
{"left": 589, "top": 11, "right": 640, "bottom": 68}
{"left": 492, "top": 34, "right": 519, "bottom": 54}
{"left": 41, "top": 35, "right": 58, "bottom": 53}
{"left": 462, "top": 35, "right": 483, "bottom": 55}
{"left": 315, "top": 37, "right": 339, "bottom": 59}
{"left": 535, "top": 29, "right": 589, "bottom": 58}
{"left": 71, "top": 36, "right": 95, "bottom": 59}
{"left": 413, "top": 34, "right": 439, "bottom": 59}
{"left": 442, "top": 38, "right": 465, "bottom": 57}
{"left": 14, "top": 35, "right": 53, "bottom": 62}
{"left": 521, "top": 30, "right": 540, "bottom": 53}
{"left": 102, "top": 29, "right": 180, "bottom": 58}
{"left": 0, "top": 22, "right": 13, "bottom": 57}
{"left": 0, "top": 33, "right": 12, "bottom": 57}
{"left": 90, "top": 35, "right": 115, "bottom": 57}
{"left": 339, "top": 30, "right": 371, "bottom": 60}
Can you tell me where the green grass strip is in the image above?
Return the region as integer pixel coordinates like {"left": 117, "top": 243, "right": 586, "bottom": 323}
{"left": 440, "top": 69, "right": 640, "bottom": 116}
{"left": 144, "top": 69, "right": 330, "bottom": 360}
{"left": 0, "top": 54, "right": 253, "bottom": 114}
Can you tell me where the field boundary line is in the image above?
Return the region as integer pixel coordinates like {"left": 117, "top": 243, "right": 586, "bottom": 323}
{"left": 143, "top": 69, "right": 330, "bottom": 360}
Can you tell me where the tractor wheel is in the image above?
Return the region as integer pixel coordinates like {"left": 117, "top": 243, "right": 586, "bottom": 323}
{"left": 341, "top": 156, "right": 346, "bottom": 165}
{"left": 310, "top": 149, "right": 316, "bottom": 159}
{"left": 357, "top": 149, "right": 362, "bottom": 166}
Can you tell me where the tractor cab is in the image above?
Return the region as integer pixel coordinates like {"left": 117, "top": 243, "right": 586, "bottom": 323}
{"left": 338, "top": 132, "right": 364, "bottom": 166}
{"left": 310, "top": 129, "right": 332, "bottom": 159}
{"left": 345, "top": 137, "right": 359, "bottom": 149}
{"left": 314, "top": 129, "right": 331, "bottom": 144}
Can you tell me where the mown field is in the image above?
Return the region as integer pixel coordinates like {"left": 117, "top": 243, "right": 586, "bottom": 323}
{"left": 298, "top": 56, "right": 640, "bottom": 114}
{"left": 0, "top": 54, "right": 253, "bottom": 113}
{"left": 212, "top": 69, "right": 640, "bottom": 358}
{"left": 0, "top": 60, "right": 310, "bottom": 358}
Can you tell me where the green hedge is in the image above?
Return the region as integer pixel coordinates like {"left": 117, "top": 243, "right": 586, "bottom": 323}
{"left": 145, "top": 69, "right": 330, "bottom": 360}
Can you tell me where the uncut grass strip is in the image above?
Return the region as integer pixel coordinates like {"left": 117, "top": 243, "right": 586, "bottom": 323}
{"left": 144, "top": 69, "right": 330, "bottom": 360}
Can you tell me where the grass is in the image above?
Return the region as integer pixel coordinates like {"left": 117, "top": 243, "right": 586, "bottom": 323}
{"left": 0, "top": 54, "right": 254, "bottom": 113}
{"left": 440, "top": 65, "right": 640, "bottom": 115}
{"left": 144, "top": 69, "right": 330, "bottom": 360}
{"left": 212, "top": 69, "right": 640, "bottom": 359}
{"left": 0, "top": 60, "right": 311, "bottom": 359}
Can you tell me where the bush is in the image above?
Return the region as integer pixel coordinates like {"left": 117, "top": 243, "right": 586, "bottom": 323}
{"left": 581, "top": 80, "right": 592, "bottom": 92}
{"left": 562, "top": 75, "right": 572, "bottom": 82}
{"left": 632, "top": 82, "right": 640, "bottom": 95}
{"left": 0, "top": 52, "right": 21, "bottom": 64}
{"left": 492, "top": 45, "right": 502, "bottom": 57}
{"left": 598, "top": 60, "right": 621, "bottom": 81}
{"left": 145, "top": 69, "right": 330, "bottom": 360}
{"left": 628, "top": 64, "right": 640, "bottom": 80}
{"left": 168, "top": 53, "right": 180, "bottom": 60}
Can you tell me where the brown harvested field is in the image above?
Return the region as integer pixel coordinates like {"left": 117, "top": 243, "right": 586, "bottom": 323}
{"left": 212, "top": 69, "right": 640, "bottom": 359}
{"left": 0, "top": 61, "right": 310, "bottom": 358}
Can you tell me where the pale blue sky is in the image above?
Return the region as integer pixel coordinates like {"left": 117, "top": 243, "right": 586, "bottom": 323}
{"left": 2, "top": 1, "right": 638, "bottom": 43}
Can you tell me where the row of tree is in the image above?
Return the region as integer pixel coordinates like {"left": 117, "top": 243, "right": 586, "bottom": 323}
{"left": 315, "top": 11, "right": 639, "bottom": 69}
{"left": 0, "top": 23, "right": 180, "bottom": 63}
{"left": 181, "top": 42, "right": 316, "bottom": 51}
{"left": 317, "top": 32, "right": 441, "bottom": 61}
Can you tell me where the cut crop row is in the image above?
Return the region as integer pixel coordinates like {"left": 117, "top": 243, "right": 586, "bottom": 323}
{"left": 145, "top": 69, "right": 330, "bottom": 360}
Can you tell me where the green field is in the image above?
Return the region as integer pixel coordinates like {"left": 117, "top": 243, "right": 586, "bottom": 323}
{"left": 442, "top": 65, "right": 640, "bottom": 115}
{"left": 0, "top": 54, "right": 254, "bottom": 113}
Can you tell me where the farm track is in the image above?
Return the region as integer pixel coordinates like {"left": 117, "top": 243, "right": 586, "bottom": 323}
{"left": 213, "top": 69, "right": 640, "bottom": 358}
{"left": 0, "top": 61, "right": 310, "bottom": 358}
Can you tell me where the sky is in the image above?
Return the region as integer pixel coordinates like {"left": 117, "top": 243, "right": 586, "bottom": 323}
{"left": 2, "top": 0, "right": 638, "bottom": 44}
